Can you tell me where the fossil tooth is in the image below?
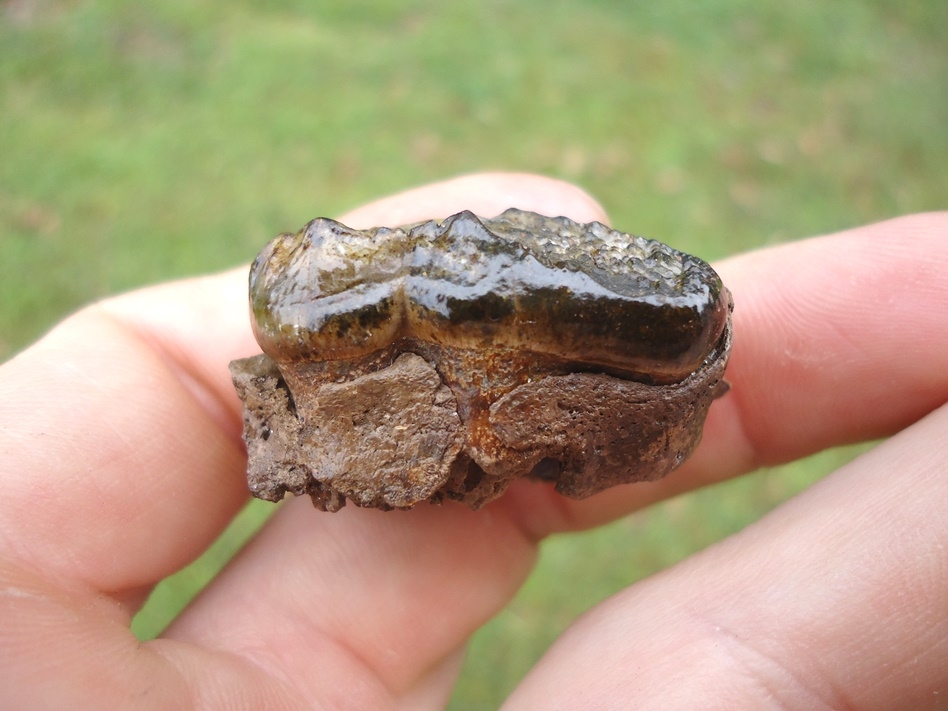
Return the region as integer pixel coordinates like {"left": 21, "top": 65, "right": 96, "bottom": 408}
{"left": 230, "top": 208, "right": 733, "bottom": 511}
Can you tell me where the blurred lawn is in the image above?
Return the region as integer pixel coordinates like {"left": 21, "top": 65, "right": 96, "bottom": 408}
{"left": 2, "top": 0, "right": 945, "bottom": 708}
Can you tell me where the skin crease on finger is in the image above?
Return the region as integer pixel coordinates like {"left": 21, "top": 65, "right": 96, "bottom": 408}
{"left": 0, "top": 171, "right": 945, "bottom": 708}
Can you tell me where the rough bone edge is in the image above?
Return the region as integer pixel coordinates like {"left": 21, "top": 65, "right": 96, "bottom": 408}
{"left": 229, "top": 314, "right": 731, "bottom": 512}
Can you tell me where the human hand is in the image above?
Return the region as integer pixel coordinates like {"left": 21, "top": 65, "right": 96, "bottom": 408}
{"left": 0, "top": 174, "right": 945, "bottom": 709}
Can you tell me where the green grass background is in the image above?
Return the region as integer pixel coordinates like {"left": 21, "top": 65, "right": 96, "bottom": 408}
{"left": 2, "top": 0, "right": 945, "bottom": 707}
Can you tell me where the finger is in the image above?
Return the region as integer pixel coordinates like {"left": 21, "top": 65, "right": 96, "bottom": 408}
{"left": 0, "top": 557, "right": 309, "bottom": 710}
{"left": 531, "top": 211, "right": 948, "bottom": 533}
{"left": 165, "top": 498, "right": 537, "bottom": 705}
{"left": 337, "top": 171, "right": 610, "bottom": 229}
{"left": 0, "top": 305, "right": 250, "bottom": 600}
{"left": 504, "top": 401, "right": 948, "bottom": 709}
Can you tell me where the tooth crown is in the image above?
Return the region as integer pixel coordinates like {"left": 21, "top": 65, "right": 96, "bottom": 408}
{"left": 249, "top": 208, "right": 729, "bottom": 384}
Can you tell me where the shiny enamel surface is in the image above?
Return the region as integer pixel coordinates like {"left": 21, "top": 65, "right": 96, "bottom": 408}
{"left": 249, "top": 209, "right": 730, "bottom": 383}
